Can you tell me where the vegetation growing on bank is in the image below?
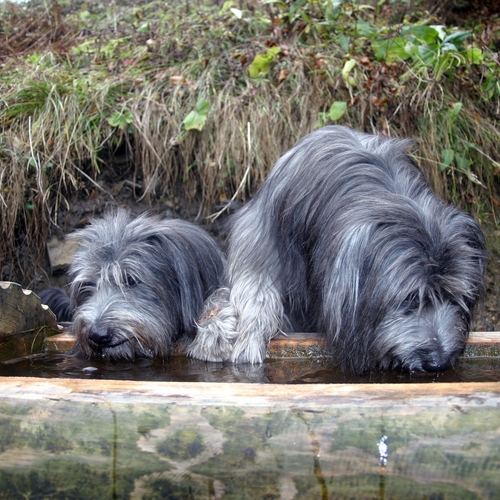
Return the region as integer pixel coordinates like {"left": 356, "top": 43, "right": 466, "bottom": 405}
{"left": 0, "top": 0, "right": 499, "bottom": 284}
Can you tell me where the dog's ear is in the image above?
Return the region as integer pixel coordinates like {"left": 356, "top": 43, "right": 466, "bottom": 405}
{"left": 147, "top": 226, "right": 223, "bottom": 338}
{"left": 435, "top": 211, "right": 487, "bottom": 303}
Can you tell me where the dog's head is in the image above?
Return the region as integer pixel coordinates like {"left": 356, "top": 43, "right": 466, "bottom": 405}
{"left": 325, "top": 201, "right": 487, "bottom": 374}
{"left": 68, "top": 210, "right": 224, "bottom": 360}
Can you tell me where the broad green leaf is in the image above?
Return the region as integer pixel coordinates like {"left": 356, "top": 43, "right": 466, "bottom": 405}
{"left": 407, "top": 25, "right": 439, "bottom": 44}
{"left": 329, "top": 101, "right": 347, "bottom": 121}
{"left": 183, "top": 110, "right": 207, "bottom": 131}
{"left": 183, "top": 100, "right": 211, "bottom": 131}
{"left": 443, "top": 31, "right": 471, "bottom": 48}
{"left": 356, "top": 18, "right": 377, "bottom": 38}
{"left": 466, "top": 47, "right": 483, "bottom": 64}
{"left": 195, "top": 100, "right": 210, "bottom": 114}
{"left": 455, "top": 153, "right": 469, "bottom": 170}
{"left": 331, "top": 0, "right": 347, "bottom": 18}
{"left": 442, "top": 42, "right": 458, "bottom": 52}
{"left": 372, "top": 38, "right": 410, "bottom": 63}
{"left": 404, "top": 42, "right": 418, "bottom": 57}
{"left": 416, "top": 45, "right": 437, "bottom": 65}
{"left": 220, "top": 1, "right": 235, "bottom": 14}
{"left": 248, "top": 47, "right": 280, "bottom": 78}
{"left": 431, "top": 25, "right": 447, "bottom": 41}
{"left": 384, "top": 38, "right": 410, "bottom": 63}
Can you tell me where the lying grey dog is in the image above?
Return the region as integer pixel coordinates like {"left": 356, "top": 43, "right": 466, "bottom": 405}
{"left": 40, "top": 209, "right": 225, "bottom": 360}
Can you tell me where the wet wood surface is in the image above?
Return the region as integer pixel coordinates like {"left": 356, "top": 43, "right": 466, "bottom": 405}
{"left": 0, "top": 281, "right": 60, "bottom": 361}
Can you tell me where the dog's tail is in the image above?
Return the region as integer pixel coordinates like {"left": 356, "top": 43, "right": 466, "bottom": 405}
{"left": 38, "top": 286, "right": 73, "bottom": 323}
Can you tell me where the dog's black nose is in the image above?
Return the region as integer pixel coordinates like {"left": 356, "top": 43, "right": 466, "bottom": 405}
{"left": 421, "top": 358, "right": 451, "bottom": 372}
{"left": 88, "top": 326, "right": 114, "bottom": 346}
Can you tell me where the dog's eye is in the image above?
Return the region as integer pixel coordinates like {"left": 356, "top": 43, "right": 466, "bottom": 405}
{"left": 402, "top": 293, "right": 419, "bottom": 312}
{"left": 125, "top": 275, "right": 138, "bottom": 287}
{"left": 77, "top": 282, "right": 95, "bottom": 304}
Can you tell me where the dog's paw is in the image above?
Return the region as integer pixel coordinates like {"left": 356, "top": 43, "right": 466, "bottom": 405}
{"left": 187, "top": 288, "right": 239, "bottom": 362}
{"left": 187, "top": 324, "right": 236, "bottom": 362}
{"left": 230, "top": 334, "right": 268, "bottom": 365}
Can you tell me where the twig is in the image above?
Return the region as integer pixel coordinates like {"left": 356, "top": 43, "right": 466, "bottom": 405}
{"left": 207, "top": 121, "right": 252, "bottom": 222}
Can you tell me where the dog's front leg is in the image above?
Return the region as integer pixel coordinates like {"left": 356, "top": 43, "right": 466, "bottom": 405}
{"left": 229, "top": 273, "right": 283, "bottom": 364}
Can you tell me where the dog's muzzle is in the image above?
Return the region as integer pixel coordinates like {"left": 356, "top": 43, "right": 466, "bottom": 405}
{"left": 88, "top": 325, "right": 126, "bottom": 348}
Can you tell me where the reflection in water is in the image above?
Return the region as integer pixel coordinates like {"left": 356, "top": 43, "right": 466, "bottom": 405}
{"left": 1, "top": 353, "right": 500, "bottom": 383}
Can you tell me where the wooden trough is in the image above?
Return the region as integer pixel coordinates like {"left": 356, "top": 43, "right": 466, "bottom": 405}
{"left": 1, "top": 280, "right": 500, "bottom": 499}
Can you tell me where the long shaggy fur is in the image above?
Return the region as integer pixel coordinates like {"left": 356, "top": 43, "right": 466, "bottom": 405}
{"left": 188, "top": 126, "right": 487, "bottom": 373}
{"left": 41, "top": 210, "right": 225, "bottom": 360}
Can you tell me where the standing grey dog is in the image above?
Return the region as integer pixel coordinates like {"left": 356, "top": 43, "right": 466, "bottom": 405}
{"left": 41, "top": 210, "right": 225, "bottom": 360}
{"left": 187, "top": 126, "right": 487, "bottom": 373}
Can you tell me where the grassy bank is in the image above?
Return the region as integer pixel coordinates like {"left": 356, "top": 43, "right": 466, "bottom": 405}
{"left": 1, "top": 0, "right": 499, "bottom": 285}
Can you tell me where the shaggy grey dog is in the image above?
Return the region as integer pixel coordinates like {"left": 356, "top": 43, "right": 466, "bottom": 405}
{"left": 41, "top": 210, "right": 225, "bottom": 360}
{"left": 187, "top": 126, "right": 487, "bottom": 373}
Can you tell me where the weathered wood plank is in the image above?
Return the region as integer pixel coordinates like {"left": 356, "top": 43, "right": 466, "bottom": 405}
{"left": 1, "top": 377, "right": 499, "bottom": 407}
{"left": 44, "top": 330, "right": 500, "bottom": 358}
{"left": 0, "top": 377, "right": 499, "bottom": 499}
{"left": 0, "top": 281, "right": 61, "bottom": 361}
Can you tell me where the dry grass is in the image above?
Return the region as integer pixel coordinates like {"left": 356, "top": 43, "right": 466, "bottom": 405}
{"left": 0, "top": 0, "right": 499, "bottom": 285}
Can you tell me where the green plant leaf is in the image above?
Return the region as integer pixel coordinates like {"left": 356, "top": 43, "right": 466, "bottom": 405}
{"left": 355, "top": 18, "right": 377, "bottom": 38}
{"left": 220, "top": 0, "right": 235, "bottom": 14}
{"left": 329, "top": 101, "right": 347, "bottom": 121}
{"left": 416, "top": 44, "right": 437, "bottom": 65}
{"left": 107, "top": 110, "right": 133, "bottom": 129}
{"left": 338, "top": 34, "right": 350, "bottom": 53}
{"left": 183, "top": 111, "right": 207, "bottom": 131}
{"left": 183, "top": 100, "right": 211, "bottom": 131}
{"left": 466, "top": 47, "right": 483, "bottom": 64}
{"left": 443, "top": 31, "right": 470, "bottom": 49}
{"left": 432, "top": 25, "right": 447, "bottom": 41}
{"left": 195, "top": 100, "right": 210, "bottom": 114}
{"left": 448, "top": 102, "right": 462, "bottom": 121}
{"left": 406, "top": 25, "right": 439, "bottom": 44}
{"left": 248, "top": 47, "right": 280, "bottom": 78}
{"left": 440, "top": 149, "right": 454, "bottom": 170}
{"left": 455, "top": 153, "right": 469, "bottom": 170}
{"left": 372, "top": 38, "right": 410, "bottom": 63}
{"left": 341, "top": 58, "right": 356, "bottom": 87}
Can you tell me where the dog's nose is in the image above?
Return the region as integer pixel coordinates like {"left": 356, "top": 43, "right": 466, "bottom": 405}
{"left": 421, "top": 358, "right": 451, "bottom": 372}
{"left": 88, "top": 326, "right": 114, "bottom": 346}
